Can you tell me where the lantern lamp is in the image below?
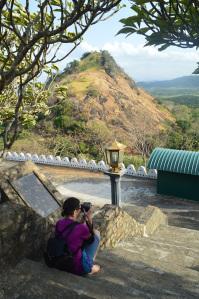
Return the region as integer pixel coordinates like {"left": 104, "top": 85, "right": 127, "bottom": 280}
{"left": 105, "top": 140, "right": 126, "bottom": 173}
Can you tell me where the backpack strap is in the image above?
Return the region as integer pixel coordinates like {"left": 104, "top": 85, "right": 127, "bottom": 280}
{"left": 58, "top": 221, "right": 79, "bottom": 240}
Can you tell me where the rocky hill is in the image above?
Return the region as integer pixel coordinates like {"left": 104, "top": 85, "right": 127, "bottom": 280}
{"left": 11, "top": 51, "right": 174, "bottom": 158}
{"left": 50, "top": 51, "right": 173, "bottom": 143}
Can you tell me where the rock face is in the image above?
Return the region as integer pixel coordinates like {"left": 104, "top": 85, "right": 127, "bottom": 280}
{"left": 93, "top": 204, "right": 168, "bottom": 249}
{"left": 0, "top": 161, "right": 63, "bottom": 267}
{"left": 0, "top": 201, "right": 53, "bottom": 267}
{"left": 139, "top": 205, "right": 168, "bottom": 236}
{"left": 94, "top": 205, "right": 144, "bottom": 249}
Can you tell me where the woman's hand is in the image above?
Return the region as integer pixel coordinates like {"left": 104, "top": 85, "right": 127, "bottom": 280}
{"left": 85, "top": 208, "right": 93, "bottom": 226}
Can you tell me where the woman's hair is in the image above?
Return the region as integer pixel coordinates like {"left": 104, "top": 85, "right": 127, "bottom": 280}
{"left": 62, "top": 197, "right": 80, "bottom": 217}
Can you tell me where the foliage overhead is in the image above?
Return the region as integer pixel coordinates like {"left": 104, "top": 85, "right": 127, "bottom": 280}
{"left": 0, "top": 80, "right": 50, "bottom": 150}
{"left": 0, "top": 0, "right": 121, "bottom": 92}
{"left": 0, "top": 0, "right": 121, "bottom": 154}
{"left": 118, "top": 1, "right": 199, "bottom": 66}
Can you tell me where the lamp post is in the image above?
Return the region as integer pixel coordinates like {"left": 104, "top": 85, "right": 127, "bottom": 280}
{"left": 104, "top": 140, "right": 126, "bottom": 206}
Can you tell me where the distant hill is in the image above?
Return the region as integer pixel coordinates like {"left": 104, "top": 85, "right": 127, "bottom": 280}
{"left": 49, "top": 51, "right": 173, "bottom": 144}
{"left": 138, "top": 76, "right": 199, "bottom": 107}
{"left": 138, "top": 75, "right": 199, "bottom": 89}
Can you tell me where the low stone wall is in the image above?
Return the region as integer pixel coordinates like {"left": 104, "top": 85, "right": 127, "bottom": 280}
{"left": 139, "top": 205, "right": 168, "bottom": 235}
{"left": 94, "top": 205, "right": 168, "bottom": 249}
{"left": 0, "top": 201, "right": 56, "bottom": 267}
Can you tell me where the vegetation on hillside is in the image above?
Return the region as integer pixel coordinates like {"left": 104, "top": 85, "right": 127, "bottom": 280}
{"left": 9, "top": 51, "right": 198, "bottom": 164}
{"left": 138, "top": 76, "right": 199, "bottom": 108}
{"left": 138, "top": 76, "right": 199, "bottom": 151}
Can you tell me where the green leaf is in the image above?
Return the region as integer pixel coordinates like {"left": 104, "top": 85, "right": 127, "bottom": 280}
{"left": 117, "top": 27, "right": 136, "bottom": 35}
{"left": 158, "top": 44, "right": 169, "bottom": 51}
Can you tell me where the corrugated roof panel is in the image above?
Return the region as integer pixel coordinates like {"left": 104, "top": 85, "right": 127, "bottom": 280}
{"left": 148, "top": 148, "right": 199, "bottom": 176}
{"left": 195, "top": 156, "right": 199, "bottom": 174}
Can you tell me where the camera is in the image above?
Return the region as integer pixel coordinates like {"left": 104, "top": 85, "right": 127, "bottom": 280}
{"left": 81, "top": 202, "right": 92, "bottom": 213}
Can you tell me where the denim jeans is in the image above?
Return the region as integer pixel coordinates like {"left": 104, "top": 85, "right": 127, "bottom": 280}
{"left": 84, "top": 233, "right": 100, "bottom": 262}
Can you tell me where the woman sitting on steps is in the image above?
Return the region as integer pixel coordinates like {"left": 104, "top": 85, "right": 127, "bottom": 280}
{"left": 55, "top": 197, "right": 101, "bottom": 275}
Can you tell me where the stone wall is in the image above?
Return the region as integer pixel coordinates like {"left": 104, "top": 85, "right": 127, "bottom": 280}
{"left": 93, "top": 204, "right": 168, "bottom": 249}
{"left": 0, "top": 160, "right": 63, "bottom": 267}
{"left": 0, "top": 201, "right": 57, "bottom": 267}
{"left": 94, "top": 205, "right": 145, "bottom": 249}
{"left": 139, "top": 205, "right": 168, "bottom": 235}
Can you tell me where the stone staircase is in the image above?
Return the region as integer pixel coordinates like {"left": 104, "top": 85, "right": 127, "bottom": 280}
{"left": 1, "top": 225, "right": 199, "bottom": 299}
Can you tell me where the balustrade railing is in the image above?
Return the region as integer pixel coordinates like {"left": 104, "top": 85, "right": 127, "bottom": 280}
{"left": 4, "top": 151, "right": 157, "bottom": 179}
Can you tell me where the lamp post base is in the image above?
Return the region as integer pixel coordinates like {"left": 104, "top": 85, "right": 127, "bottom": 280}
{"left": 104, "top": 171, "right": 121, "bottom": 206}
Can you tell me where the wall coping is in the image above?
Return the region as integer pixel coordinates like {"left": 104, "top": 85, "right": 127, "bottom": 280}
{"left": 4, "top": 151, "right": 157, "bottom": 179}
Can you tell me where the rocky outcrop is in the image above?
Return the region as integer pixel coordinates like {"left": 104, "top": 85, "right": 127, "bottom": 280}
{"left": 139, "top": 205, "right": 168, "bottom": 235}
{"left": 0, "top": 201, "right": 54, "bottom": 267}
{"left": 93, "top": 204, "right": 168, "bottom": 249}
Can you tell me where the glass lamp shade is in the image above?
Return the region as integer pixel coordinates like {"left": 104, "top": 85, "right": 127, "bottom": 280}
{"left": 105, "top": 140, "right": 126, "bottom": 172}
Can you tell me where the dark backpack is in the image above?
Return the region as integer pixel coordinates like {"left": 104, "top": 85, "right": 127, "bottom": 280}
{"left": 44, "top": 221, "right": 79, "bottom": 272}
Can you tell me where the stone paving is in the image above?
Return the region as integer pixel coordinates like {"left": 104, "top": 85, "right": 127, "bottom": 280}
{"left": 1, "top": 224, "right": 199, "bottom": 298}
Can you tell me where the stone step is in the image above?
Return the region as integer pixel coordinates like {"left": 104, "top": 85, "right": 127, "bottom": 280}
{"left": 95, "top": 247, "right": 199, "bottom": 294}
{"left": 2, "top": 257, "right": 199, "bottom": 299}
{"left": 153, "top": 225, "right": 199, "bottom": 246}
{"left": 0, "top": 259, "right": 154, "bottom": 299}
{"left": 99, "top": 246, "right": 199, "bottom": 278}
{"left": 1, "top": 223, "right": 199, "bottom": 299}
{"left": 118, "top": 237, "right": 199, "bottom": 269}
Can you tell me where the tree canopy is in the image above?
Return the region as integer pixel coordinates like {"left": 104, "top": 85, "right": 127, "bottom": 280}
{"left": 119, "top": 1, "right": 199, "bottom": 51}
{"left": 0, "top": 0, "right": 121, "bottom": 153}
{"left": 0, "top": 0, "right": 121, "bottom": 92}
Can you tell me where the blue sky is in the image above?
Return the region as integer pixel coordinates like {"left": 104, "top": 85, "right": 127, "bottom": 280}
{"left": 30, "top": 1, "right": 199, "bottom": 82}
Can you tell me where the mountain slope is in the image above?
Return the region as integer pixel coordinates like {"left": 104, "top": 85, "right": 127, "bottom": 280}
{"left": 51, "top": 51, "right": 173, "bottom": 144}
{"left": 138, "top": 75, "right": 199, "bottom": 107}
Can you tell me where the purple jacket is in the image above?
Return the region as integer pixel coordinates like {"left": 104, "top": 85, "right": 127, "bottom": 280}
{"left": 55, "top": 218, "right": 90, "bottom": 275}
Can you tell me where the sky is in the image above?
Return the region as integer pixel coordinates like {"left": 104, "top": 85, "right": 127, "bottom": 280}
{"left": 36, "top": 1, "right": 199, "bottom": 82}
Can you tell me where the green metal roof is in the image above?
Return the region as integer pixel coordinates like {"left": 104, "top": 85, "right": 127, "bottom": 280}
{"left": 148, "top": 148, "right": 199, "bottom": 176}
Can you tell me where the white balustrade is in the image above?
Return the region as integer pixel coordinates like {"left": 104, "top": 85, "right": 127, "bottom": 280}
{"left": 3, "top": 151, "right": 157, "bottom": 179}
{"left": 32, "top": 154, "right": 39, "bottom": 162}
{"left": 71, "top": 157, "right": 79, "bottom": 168}
{"left": 55, "top": 156, "right": 62, "bottom": 165}
{"left": 46, "top": 155, "right": 54, "bottom": 164}
{"left": 18, "top": 152, "right": 26, "bottom": 161}
{"left": 98, "top": 160, "right": 108, "bottom": 171}
{"left": 25, "top": 153, "right": 32, "bottom": 160}
{"left": 79, "top": 159, "right": 87, "bottom": 169}
{"left": 136, "top": 166, "right": 147, "bottom": 177}
{"left": 147, "top": 169, "right": 157, "bottom": 179}
{"left": 62, "top": 157, "right": 70, "bottom": 165}
{"left": 6, "top": 152, "right": 14, "bottom": 160}
{"left": 87, "top": 160, "right": 97, "bottom": 170}
{"left": 126, "top": 164, "right": 136, "bottom": 175}
{"left": 39, "top": 155, "right": 47, "bottom": 164}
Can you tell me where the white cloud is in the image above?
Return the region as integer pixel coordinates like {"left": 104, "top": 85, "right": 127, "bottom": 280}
{"left": 80, "top": 41, "right": 99, "bottom": 52}
{"left": 80, "top": 41, "right": 199, "bottom": 63}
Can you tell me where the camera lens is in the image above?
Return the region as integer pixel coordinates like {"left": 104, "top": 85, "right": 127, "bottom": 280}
{"left": 81, "top": 202, "right": 92, "bottom": 212}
